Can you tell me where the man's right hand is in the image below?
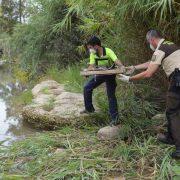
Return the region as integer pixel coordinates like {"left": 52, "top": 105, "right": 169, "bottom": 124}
{"left": 87, "top": 65, "right": 95, "bottom": 71}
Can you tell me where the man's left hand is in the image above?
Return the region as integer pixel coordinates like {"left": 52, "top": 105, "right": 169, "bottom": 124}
{"left": 125, "top": 66, "right": 135, "bottom": 75}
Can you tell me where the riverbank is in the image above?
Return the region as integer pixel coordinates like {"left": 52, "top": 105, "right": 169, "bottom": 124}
{"left": 0, "top": 65, "right": 180, "bottom": 179}
{"left": 0, "top": 65, "right": 36, "bottom": 146}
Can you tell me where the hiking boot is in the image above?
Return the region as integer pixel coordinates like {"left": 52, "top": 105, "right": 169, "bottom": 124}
{"left": 171, "top": 148, "right": 180, "bottom": 159}
{"left": 157, "top": 133, "right": 174, "bottom": 145}
{"left": 80, "top": 109, "right": 95, "bottom": 114}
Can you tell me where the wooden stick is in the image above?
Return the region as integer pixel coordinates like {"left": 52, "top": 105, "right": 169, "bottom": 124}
{"left": 80, "top": 69, "right": 123, "bottom": 76}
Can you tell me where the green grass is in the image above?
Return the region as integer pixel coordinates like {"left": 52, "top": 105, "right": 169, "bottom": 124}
{"left": 5, "top": 64, "right": 180, "bottom": 179}
{"left": 11, "top": 90, "right": 33, "bottom": 106}
{"left": 0, "top": 126, "right": 179, "bottom": 179}
{"left": 42, "top": 97, "right": 55, "bottom": 112}
{"left": 41, "top": 87, "right": 50, "bottom": 94}
{"left": 46, "top": 65, "right": 84, "bottom": 93}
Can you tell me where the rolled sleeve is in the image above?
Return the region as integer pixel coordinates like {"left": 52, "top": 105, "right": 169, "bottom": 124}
{"left": 150, "top": 50, "right": 165, "bottom": 65}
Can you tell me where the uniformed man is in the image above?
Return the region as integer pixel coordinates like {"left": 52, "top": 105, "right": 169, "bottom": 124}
{"left": 81, "top": 36, "right": 125, "bottom": 125}
{"left": 118, "top": 30, "right": 180, "bottom": 159}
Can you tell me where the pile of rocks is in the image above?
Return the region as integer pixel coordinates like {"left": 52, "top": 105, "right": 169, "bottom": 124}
{"left": 22, "top": 80, "right": 85, "bottom": 129}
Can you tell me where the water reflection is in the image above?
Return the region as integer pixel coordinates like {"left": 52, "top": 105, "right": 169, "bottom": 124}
{"left": 0, "top": 67, "right": 36, "bottom": 145}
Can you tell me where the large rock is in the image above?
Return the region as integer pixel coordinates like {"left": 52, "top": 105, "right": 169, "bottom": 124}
{"left": 22, "top": 80, "right": 91, "bottom": 129}
{"left": 151, "top": 114, "right": 167, "bottom": 133}
{"left": 97, "top": 126, "right": 121, "bottom": 140}
{"left": 32, "top": 80, "right": 64, "bottom": 97}
{"left": 151, "top": 114, "right": 165, "bottom": 121}
{"left": 54, "top": 148, "right": 66, "bottom": 154}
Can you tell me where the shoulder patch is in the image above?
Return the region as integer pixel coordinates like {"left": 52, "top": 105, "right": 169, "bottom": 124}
{"left": 163, "top": 41, "right": 174, "bottom": 45}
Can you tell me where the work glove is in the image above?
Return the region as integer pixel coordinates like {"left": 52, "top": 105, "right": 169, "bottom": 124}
{"left": 117, "top": 74, "right": 130, "bottom": 83}
{"left": 125, "top": 66, "right": 135, "bottom": 75}
{"left": 118, "top": 65, "right": 126, "bottom": 73}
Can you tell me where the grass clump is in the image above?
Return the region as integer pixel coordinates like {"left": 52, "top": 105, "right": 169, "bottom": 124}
{"left": 42, "top": 98, "right": 55, "bottom": 112}
{"left": 11, "top": 90, "right": 33, "bottom": 106}
{"left": 46, "top": 65, "right": 84, "bottom": 93}
{"left": 0, "top": 126, "right": 178, "bottom": 179}
{"left": 41, "top": 87, "right": 50, "bottom": 94}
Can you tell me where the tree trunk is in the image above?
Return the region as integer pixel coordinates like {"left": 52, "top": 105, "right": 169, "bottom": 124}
{"left": 19, "top": 0, "right": 22, "bottom": 23}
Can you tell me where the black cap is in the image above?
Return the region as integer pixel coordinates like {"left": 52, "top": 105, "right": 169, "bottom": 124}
{"left": 87, "top": 36, "right": 101, "bottom": 46}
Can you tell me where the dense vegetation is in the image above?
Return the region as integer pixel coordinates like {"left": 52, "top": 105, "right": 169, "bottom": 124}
{"left": 1, "top": 0, "right": 179, "bottom": 72}
{"left": 0, "top": 0, "right": 180, "bottom": 179}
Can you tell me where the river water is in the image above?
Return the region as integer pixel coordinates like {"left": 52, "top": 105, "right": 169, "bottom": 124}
{"left": 0, "top": 66, "right": 36, "bottom": 145}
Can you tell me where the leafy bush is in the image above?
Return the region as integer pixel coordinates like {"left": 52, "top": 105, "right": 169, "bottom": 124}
{"left": 11, "top": 0, "right": 81, "bottom": 73}
{"left": 9, "top": 0, "right": 179, "bottom": 76}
